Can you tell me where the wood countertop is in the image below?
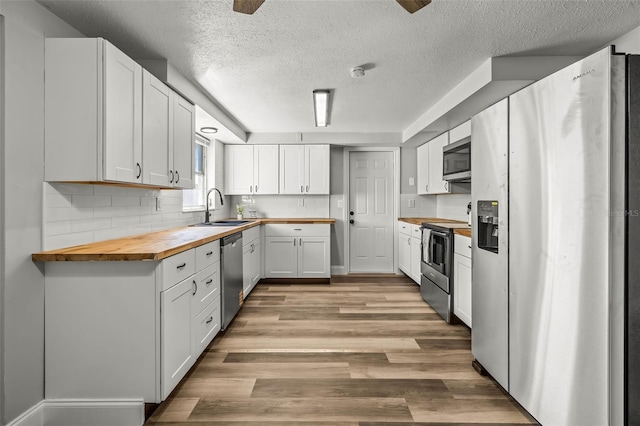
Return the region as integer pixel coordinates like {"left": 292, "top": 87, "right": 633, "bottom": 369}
{"left": 399, "top": 217, "right": 472, "bottom": 236}
{"left": 454, "top": 228, "right": 472, "bottom": 238}
{"left": 32, "top": 218, "right": 336, "bottom": 262}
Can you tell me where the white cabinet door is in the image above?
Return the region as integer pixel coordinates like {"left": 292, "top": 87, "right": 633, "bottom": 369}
{"left": 161, "top": 277, "right": 193, "bottom": 400}
{"left": 416, "top": 143, "right": 429, "bottom": 195}
{"left": 427, "top": 132, "right": 450, "bottom": 194}
{"left": 305, "top": 145, "right": 330, "bottom": 194}
{"left": 103, "top": 41, "right": 143, "bottom": 184}
{"left": 225, "top": 145, "right": 254, "bottom": 194}
{"left": 410, "top": 236, "right": 422, "bottom": 284}
{"left": 398, "top": 233, "right": 411, "bottom": 276}
{"left": 279, "top": 145, "right": 305, "bottom": 194}
{"left": 142, "top": 70, "right": 172, "bottom": 187}
{"left": 254, "top": 145, "right": 279, "bottom": 194}
{"left": 453, "top": 252, "right": 472, "bottom": 327}
{"left": 250, "top": 239, "right": 262, "bottom": 288}
{"left": 264, "top": 237, "right": 298, "bottom": 277}
{"left": 298, "top": 237, "right": 330, "bottom": 278}
{"left": 172, "top": 94, "right": 195, "bottom": 189}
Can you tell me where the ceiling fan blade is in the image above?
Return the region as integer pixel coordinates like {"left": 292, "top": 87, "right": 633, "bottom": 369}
{"left": 233, "top": 0, "right": 265, "bottom": 15}
{"left": 396, "top": 0, "right": 431, "bottom": 14}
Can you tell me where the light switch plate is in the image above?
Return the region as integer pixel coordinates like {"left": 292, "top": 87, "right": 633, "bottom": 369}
{"left": 409, "top": 177, "right": 415, "bottom": 186}
{"left": 409, "top": 199, "right": 416, "bottom": 208}
{"left": 337, "top": 199, "right": 344, "bottom": 208}
{"left": 156, "top": 197, "right": 162, "bottom": 211}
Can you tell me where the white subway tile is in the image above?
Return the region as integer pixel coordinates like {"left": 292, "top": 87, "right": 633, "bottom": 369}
{"left": 93, "top": 207, "right": 128, "bottom": 218}
{"left": 69, "top": 207, "right": 95, "bottom": 220}
{"left": 139, "top": 214, "right": 163, "bottom": 224}
{"left": 140, "top": 196, "right": 157, "bottom": 206}
{"left": 93, "top": 227, "right": 133, "bottom": 242}
{"left": 45, "top": 220, "right": 72, "bottom": 237}
{"left": 72, "top": 194, "right": 111, "bottom": 208}
{"left": 111, "top": 215, "right": 140, "bottom": 228}
{"left": 71, "top": 218, "right": 112, "bottom": 233}
{"left": 46, "top": 192, "right": 73, "bottom": 208}
{"left": 126, "top": 205, "right": 153, "bottom": 215}
{"left": 112, "top": 196, "right": 141, "bottom": 207}
{"left": 45, "top": 231, "right": 93, "bottom": 251}
{"left": 49, "top": 183, "right": 94, "bottom": 195}
{"left": 94, "top": 185, "right": 130, "bottom": 196}
{"left": 132, "top": 188, "right": 160, "bottom": 197}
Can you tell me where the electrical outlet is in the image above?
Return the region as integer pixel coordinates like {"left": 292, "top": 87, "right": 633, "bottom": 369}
{"left": 409, "top": 199, "right": 416, "bottom": 208}
{"left": 337, "top": 199, "right": 344, "bottom": 209}
{"left": 155, "top": 197, "right": 162, "bottom": 211}
{"left": 409, "top": 177, "right": 415, "bottom": 186}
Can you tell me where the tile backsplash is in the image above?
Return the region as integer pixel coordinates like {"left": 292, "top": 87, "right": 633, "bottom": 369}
{"left": 43, "top": 183, "right": 230, "bottom": 250}
{"left": 231, "top": 194, "right": 330, "bottom": 218}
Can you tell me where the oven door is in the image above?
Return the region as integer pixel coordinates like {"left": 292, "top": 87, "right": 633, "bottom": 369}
{"left": 421, "top": 228, "right": 449, "bottom": 276}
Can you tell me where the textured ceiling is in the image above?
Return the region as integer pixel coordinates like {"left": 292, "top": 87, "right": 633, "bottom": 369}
{"left": 36, "top": 0, "right": 640, "bottom": 140}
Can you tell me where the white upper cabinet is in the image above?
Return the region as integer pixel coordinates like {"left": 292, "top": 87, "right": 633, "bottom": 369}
{"left": 417, "top": 132, "right": 450, "bottom": 195}
{"left": 45, "top": 38, "right": 194, "bottom": 189}
{"left": 449, "top": 120, "right": 471, "bottom": 144}
{"left": 427, "top": 132, "right": 450, "bottom": 194}
{"left": 225, "top": 145, "right": 279, "bottom": 195}
{"left": 142, "top": 71, "right": 172, "bottom": 187}
{"left": 171, "top": 94, "right": 195, "bottom": 189}
{"left": 416, "top": 143, "right": 429, "bottom": 195}
{"left": 253, "top": 145, "right": 279, "bottom": 194}
{"left": 279, "top": 145, "right": 329, "bottom": 195}
{"left": 102, "top": 41, "right": 143, "bottom": 184}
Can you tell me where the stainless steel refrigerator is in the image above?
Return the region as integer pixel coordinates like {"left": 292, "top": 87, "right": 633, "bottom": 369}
{"left": 472, "top": 46, "right": 638, "bottom": 425}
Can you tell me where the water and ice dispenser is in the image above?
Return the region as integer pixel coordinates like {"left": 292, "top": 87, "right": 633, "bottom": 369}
{"left": 477, "top": 200, "right": 499, "bottom": 253}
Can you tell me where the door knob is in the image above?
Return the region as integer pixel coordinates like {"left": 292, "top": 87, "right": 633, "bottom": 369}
{"left": 349, "top": 219, "right": 355, "bottom": 224}
{"left": 349, "top": 211, "right": 354, "bottom": 216}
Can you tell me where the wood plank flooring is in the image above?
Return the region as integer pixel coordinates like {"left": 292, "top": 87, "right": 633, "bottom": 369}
{"left": 146, "top": 275, "right": 537, "bottom": 425}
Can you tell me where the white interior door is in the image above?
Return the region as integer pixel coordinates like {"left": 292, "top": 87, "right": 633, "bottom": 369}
{"left": 348, "top": 151, "right": 394, "bottom": 273}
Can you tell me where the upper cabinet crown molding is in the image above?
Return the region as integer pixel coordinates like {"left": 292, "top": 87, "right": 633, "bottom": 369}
{"left": 45, "top": 38, "right": 194, "bottom": 189}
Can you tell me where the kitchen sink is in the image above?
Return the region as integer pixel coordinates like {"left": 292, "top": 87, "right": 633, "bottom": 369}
{"left": 191, "top": 220, "right": 251, "bottom": 227}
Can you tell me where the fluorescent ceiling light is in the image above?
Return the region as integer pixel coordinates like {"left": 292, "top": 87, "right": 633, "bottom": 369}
{"left": 313, "top": 90, "right": 330, "bottom": 127}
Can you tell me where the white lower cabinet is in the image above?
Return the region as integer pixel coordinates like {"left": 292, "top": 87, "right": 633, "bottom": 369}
{"left": 264, "top": 224, "right": 330, "bottom": 278}
{"left": 398, "top": 221, "right": 421, "bottom": 284}
{"left": 45, "top": 241, "right": 222, "bottom": 406}
{"left": 242, "top": 226, "right": 262, "bottom": 297}
{"left": 161, "top": 277, "right": 194, "bottom": 399}
{"left": 453, "top": 234, "right": 472, "bottom": 327}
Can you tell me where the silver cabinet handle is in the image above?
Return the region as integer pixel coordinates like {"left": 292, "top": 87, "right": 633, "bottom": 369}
{"left": 426, "top": 184, "right": 429, "bottom": 192}
{"left": 192, "top": 280, "right": 197, "bottom": 295}
{"left": 250, "top": 185, "right": 253, "bottom": 193}
{"left": 300, "top": 238, "right": 302, "bottom": 245}
{"left": 294, "top": 238, "right": 296, "bottom": 246}
{"left": 408, "top": 238, "right": 411, "bottom": 246}
{"left": 136, "top": 163, "right": 142, "bottom": 179}
{"left": 176, "top": 263, "right": 186, "bottom": 270}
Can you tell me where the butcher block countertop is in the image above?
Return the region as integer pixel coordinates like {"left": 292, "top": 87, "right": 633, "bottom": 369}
{"left": 399, "top": 217, "right": 472, "bottom": 236}
{"left": 32, "top": 218, "right": 336, "bottom": 262}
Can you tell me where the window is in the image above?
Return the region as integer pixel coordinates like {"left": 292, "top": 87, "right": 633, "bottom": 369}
{"left": 182, "top": 134, "right": 209, "bottom": 211}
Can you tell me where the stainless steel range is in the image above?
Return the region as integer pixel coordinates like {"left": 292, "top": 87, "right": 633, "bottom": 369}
{"left": 420, "top": 223, "right": 454, "bottom": 323}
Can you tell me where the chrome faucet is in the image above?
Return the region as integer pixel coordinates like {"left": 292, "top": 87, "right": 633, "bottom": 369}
{"left": 205, "top": 188, "right": 224, "bottom": 223}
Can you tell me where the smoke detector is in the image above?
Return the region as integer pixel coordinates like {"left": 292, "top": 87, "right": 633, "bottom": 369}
{"left": 350, "top": 67, "right": 365, "bottom": 78}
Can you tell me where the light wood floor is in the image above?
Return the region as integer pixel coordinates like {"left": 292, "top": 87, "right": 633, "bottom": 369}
{"left": 146, "top": 275, "right": 537, "bottom": 425}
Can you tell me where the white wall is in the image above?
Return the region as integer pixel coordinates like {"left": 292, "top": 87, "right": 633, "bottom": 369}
{"left": 1, "top": 2, "right": 83, "bottom": 424}
{"left": 611, "top": 26, "right": 640, "bottom": 54}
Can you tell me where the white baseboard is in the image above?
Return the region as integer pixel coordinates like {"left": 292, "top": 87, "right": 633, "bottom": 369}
{"left": 331, "top": 265, "right": 347, "bottom": 276}
{"left": 6, "top": 401, "right": 44, "bottom": 426}
{"left": 7, "top": 399, "right": 144, "bottom": 426}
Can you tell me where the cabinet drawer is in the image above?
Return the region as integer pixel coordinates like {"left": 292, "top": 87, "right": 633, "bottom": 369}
{"left": 398, "top": 221, "right": 412, "bottom": 236}
{"left": 411, "top": 224, "right": 422, "bottom": 239}
{"left": 193, "top": 263, "right": 221, "bottom": 317}
{"left": 195, "top": 240, "right": 220, "bottom": 272}
{"left": 264, "top": 223, "right": 329, "bottom": 237}
{"left": 242, "top": 225, "right": 260, "bottom": 244}
{"left": 162, "top": 249, "right": 196, "bottom": 291}
{"left": 454, "top": 234, "right": 472, "bottom": 258}
{"left": 193, "top": 298, "right": 221, "bottom": 354}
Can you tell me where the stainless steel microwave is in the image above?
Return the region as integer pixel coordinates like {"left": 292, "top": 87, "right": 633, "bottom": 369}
{"left": 442, "top": 137, "right": 471, "bottom": 182}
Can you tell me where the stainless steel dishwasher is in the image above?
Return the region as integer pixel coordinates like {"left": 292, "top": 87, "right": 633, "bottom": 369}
{"left": 221, "top": 232, "right": 243, "bottom": 330}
